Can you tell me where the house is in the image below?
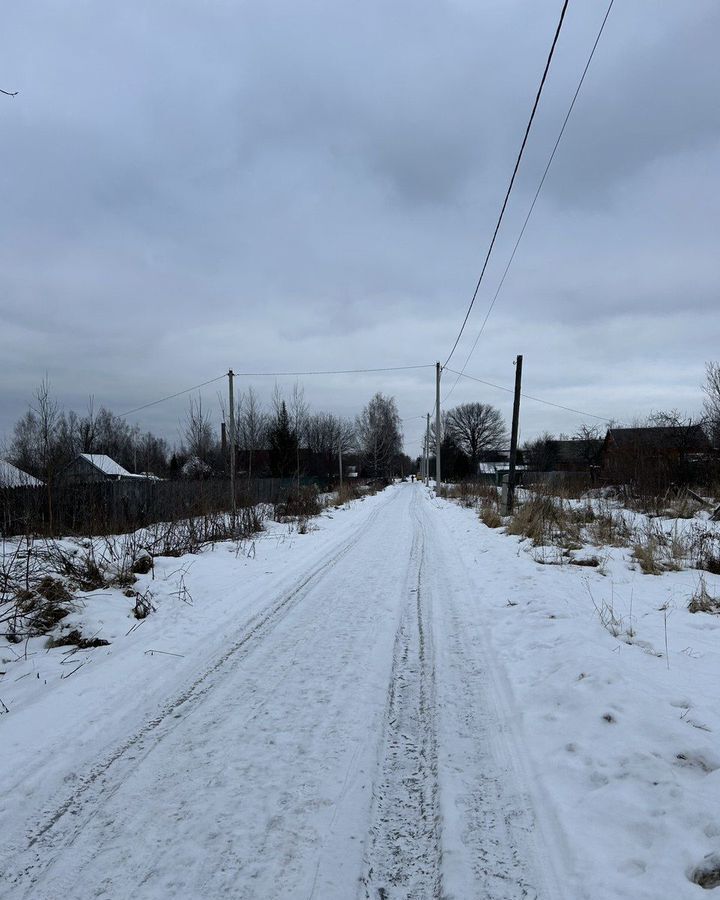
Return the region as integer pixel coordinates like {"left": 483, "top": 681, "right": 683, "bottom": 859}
{"left": 477, "top": 460, "right": 528, "bottom": 486}
{"left": 0, "top": 460, "right": 44, "bottom": 488}
{"left": 550, "top": 439, "right": 603, "bottom": 473}
{"left": 602, "top": 426, "right": 712, "bottom": 487}
{"left": 60, "top": 453, "right": 142, "bottom": 484}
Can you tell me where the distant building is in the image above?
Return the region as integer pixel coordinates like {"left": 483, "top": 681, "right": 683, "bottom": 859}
{"left": 603, "top": 426, "right": 710, "bottom": 463}
{"left": 60, "top": 454, "right": 142, "bottom": 484}
{"left": 602, "top": 425, "right": 712, "bottom": 487}
{"left": 0, "top": 460, "right": 44, "bottom": 488}
{"left": 549, "top": 439, "right": 603, "bottom": 473}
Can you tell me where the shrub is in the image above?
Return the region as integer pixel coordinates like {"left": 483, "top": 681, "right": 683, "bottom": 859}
{"left": 688, "top": 578, "right": 720, "bottom": 614}
{"left": 480, "top": 507, "right": 502, "bottom": 528}
{"left": 275, "top": 485, "right": 322, "bottom": 520}
{"left": 12, "top": 577, "right": 74, "bottom": 636}
{"left": 632, "top": 538, "right": 663, "bottom": 575}
{"left": 334, "top": 483, "right": 361, "bottom": 507}
{"left": 586, "top": 509, "right": 631, "bottom": 547}
{"left": 507, "top": 493, "right": 581, "bottom": 549}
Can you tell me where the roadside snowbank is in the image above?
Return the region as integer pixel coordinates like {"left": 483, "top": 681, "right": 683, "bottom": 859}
{"left": 434, "top": 492, "right": 720, "bottom": 899}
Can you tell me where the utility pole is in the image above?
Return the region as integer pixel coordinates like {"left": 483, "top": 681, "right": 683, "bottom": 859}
{"left": 435, "top": 362, "right": 442, "bottom": 492}
{"left": 338, "top": 439, "right": 343, "bottom": 491}
{"left": 505, "top": 354, "right": 523, "bottom": 514}
{"left": 425, "top": 413, "right": 431, "bottom": 486}
{"left": 228, "top": 369, "right": 236, "bottom": 522}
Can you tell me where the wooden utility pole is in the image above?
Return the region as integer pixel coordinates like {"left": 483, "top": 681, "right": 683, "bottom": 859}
{"left": 435, "top": 363, "right": 442, "bottom": 491}
{"left": 228, "top": 369, "right": 236, "bottom": 521}
{"left": 338, "top": 439, "right": 343, "bottom": 491}
{"left": 505, "top": 354, "right": 523, "bottom": 514}
{"left": 425, "top": 413, "right": 431, "bottom": 486}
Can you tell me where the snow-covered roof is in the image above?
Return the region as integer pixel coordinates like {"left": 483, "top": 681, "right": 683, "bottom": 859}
{"left": 478, "top": 462, "right": 528, "bottom": 474}
{"left": 79, "top": 454, "right": 134, "bottom": 478}
{"left": 0, "top": 460, "right": 44, "bottom": 488}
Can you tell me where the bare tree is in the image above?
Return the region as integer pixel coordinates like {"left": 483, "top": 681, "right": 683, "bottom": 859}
{"left": 289, "top": 381, "right": 309, "bottom": 488}
{"left": 445, "top": 402, "right": 507, "bottom": 470}
{"left": 703, "top": 362, "right": 720, "bottom": 448}
{"left": 237, "top": 386, "right": 268, "bottom": 479}
{"left": 573, "top": 423, "right": 604, "bottom": 468}
{"left": 33, "top": 377, "right": 60, "bottom": 531}
{"left": 183, "top": 395, "right": 214, "bottom": 467}
{"left": 305, "top": 412, "right": 355, "bottom": 476}
{"left": 78, "top": 397, "right": 97, "bottom": 452}
{"left": 522, "top": 432, "right": 557, "bottom": 471}
{"left": 647, "top": 409, "right": 689, "bottom": 428}
{"left": 356, "top": 393, "right": 402, "bottom": 479}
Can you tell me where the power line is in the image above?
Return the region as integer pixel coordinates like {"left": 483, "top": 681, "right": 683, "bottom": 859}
{"left": 232, "top": 364, "right": 434, "bottom": 377}
{"left": 120, "top": 365, "right": 434, "bottom": 419}
{"left": 444, "top": 367, "right": 626, "bottom": 425}
{"left": 443, "top": 0, "right": 570, "bottom": 369}
{"left": 120, "top": 375, "right": 227, "bottom": 417}
{"left": 444, "top": 0, "right": 615, "bottom": 403}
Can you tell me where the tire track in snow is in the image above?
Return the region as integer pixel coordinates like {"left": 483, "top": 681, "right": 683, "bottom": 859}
{"left": 360, "top": 491, "right": 443, "bottom": 900}
{"left": 3, "top": 492, "right": 396, "bottom": 895}
{"left": 420, "top": 493, "right": 552, "bottom": 900}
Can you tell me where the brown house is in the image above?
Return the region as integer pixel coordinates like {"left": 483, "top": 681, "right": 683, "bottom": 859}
{"left": 602, "top": 425, "right": 711, "bottom": 489}
{"left": 550, "top": 439, "right": 603, "bottom": 473}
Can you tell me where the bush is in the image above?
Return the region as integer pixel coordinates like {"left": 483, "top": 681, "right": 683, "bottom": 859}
{"left": 688, "top": 578, "right": 720, "bottom": 614}
{"left": 586, "top": 509, "right": 631, "bottom": 547}
{"left": 275, "top": 485, "right": 322, "bottom": 520}
{"left": 442, "top": 481, "right": 499, "bottom": 509}
{"left": 507, "top": 494, "right": 581, "bottom": 549}
{"left": 334, "top": 483, "right": 361, "bottom": 506}
{"left": 480, "top": 507, "right": 502, "bottom": 528}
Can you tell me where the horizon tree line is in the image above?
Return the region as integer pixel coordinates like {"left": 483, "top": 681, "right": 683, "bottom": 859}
{"left": 2, "top": 380, "right": 408, "bottom": 484}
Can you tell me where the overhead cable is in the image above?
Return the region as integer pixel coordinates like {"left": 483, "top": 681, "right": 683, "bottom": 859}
{"left": 444, "top": 367, "right": 625, "bottom": 425}
{"left": 120, "top": 375, "right": 227, "bottom": 417}
{"left": 120, "top": 365, "right": 433, "bottom": 419}
{"left": 443, "top": 0, "right": 570, "bottom": 368}
{"left": 231, "top": 364, "right": 434, "bottom": 377}
{"left": 444, "top": 0, "right": 615, "bottom": 402}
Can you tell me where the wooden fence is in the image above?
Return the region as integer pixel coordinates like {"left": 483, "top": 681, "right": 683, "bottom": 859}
{"left": 0, "top": 477, "right": 306, "bottom": 537}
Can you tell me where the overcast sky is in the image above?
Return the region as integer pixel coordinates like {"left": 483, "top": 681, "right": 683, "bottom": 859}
{"left": 1, "top": 0, "right": 719, "bottom": 459}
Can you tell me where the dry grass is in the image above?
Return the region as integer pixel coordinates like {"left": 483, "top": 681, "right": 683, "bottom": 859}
{"left": 441, "top": 481, "right": 499, "bottom": 509}
{"left": 688, "top": 577, "right": 720, "bottom": 614}
{"left": 632, "top": 537, "right": 664, "bottom": 575}
{"left": 691, "top": 528, "right": 720, "bottom": 575}
{"left": 1, "top": 506, "right": 269, "bottom": 641}
{"left": 333, "top": 482, "right": 362, "bottom": 507}
{"left": 480, "top": 506, "right": 502, "bottom": 528}
{"left": 664, "top": 496, "right": 703, "bottom": 519}
{"left": 443, "top": 477, "right": 720, "bottom": 580}
{"left": 586, "top": 509, "right": 631, "bottom": 547}
{"left": 506, "top": 493, "right": 581, "bottom": 550}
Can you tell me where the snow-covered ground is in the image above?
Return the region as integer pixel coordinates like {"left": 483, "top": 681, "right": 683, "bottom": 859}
{"left": 1, "top": 483, "right": 719, "bottom": 898}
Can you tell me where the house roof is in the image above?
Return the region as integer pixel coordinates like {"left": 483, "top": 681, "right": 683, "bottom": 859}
{"left": 551, "top": 439, "right": 603, "bottom": 463}
{"left": 0, "top": 460, "right": 44, "bottom": 488}
{"left": 79, "top": 454, "right": 135, "bottom": 477}
{"left": 606, "top": 426, "right": 710, "bottom": 452}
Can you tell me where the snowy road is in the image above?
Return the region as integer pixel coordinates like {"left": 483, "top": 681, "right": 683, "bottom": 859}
{"left": 1, "top": 485, "right": 562, "bottom": 899}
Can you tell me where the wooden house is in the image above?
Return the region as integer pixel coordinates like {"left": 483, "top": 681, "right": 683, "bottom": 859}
{"left": 60, "top": 453, "right": 141, "bottom": 484}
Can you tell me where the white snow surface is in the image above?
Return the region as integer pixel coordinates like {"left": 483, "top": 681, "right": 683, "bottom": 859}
{"left": 1, "top": 483, "right": 719, "bottom": 899}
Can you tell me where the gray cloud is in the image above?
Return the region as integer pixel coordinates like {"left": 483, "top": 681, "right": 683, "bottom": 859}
{"left": 1, "top": 0, "right": 718, "bottom": 456}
